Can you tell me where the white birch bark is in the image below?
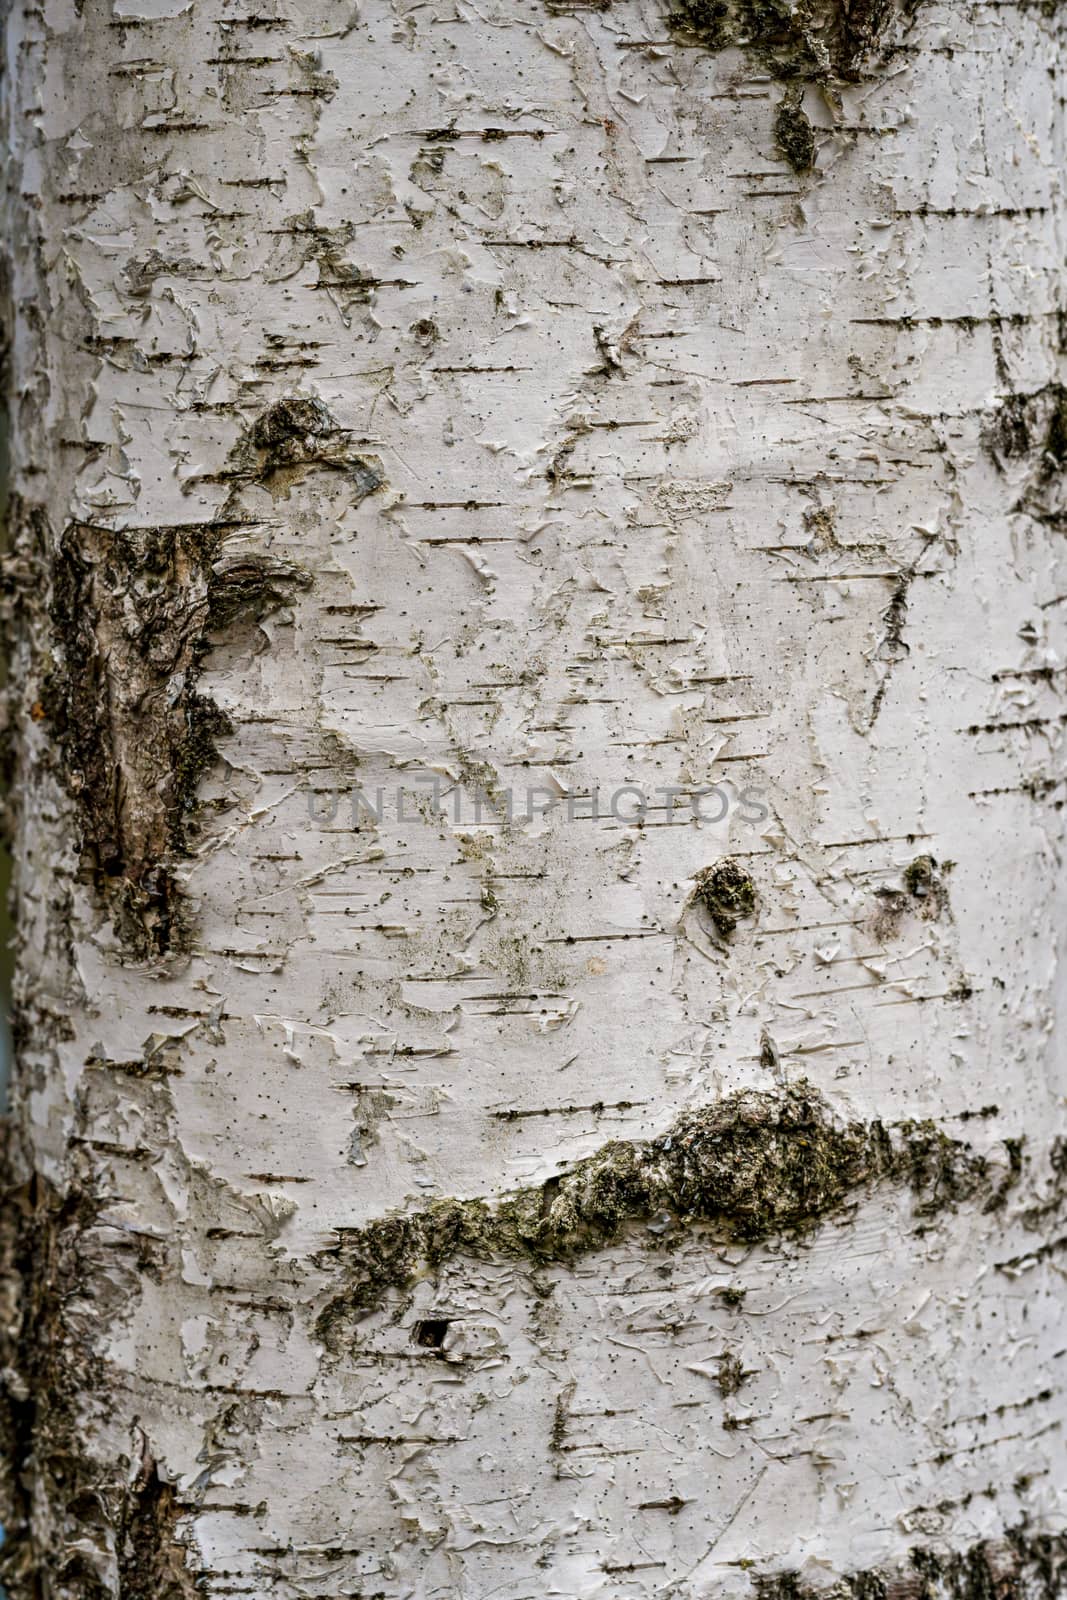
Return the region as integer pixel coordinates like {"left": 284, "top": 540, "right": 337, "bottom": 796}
{"left": 1, "top": 0, "right": 1067, "bottom": 1595}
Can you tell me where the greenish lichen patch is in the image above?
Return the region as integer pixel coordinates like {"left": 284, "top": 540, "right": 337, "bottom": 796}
{"left": 665, "top": 0, "right": 898, "bottom": 82}
{"left": 693, "top": 859, "right": 758, "bottom": 940}
{"left": 901, "top": 852, "right": 947, "bottom": 910}
{"left": 754, "top": 1526, "right": 1067, "bottom": 1600}
{"left": 717, "top": 1351, "right": 747, "bottom": 1395}
{"left": 716, "top": 1285, "right": 747, "bottom": 1308}
{"left": 774, "top": 87, "right": 815, "bottom": 172}
{"left": 316, "top": 1081, "right": 1006, "bottom": 1341}
{"left": 872, "top": 853, "right": 949, "bottom": 938}
{"left": 49, "top": 520, "right": 309, "bottom": 961}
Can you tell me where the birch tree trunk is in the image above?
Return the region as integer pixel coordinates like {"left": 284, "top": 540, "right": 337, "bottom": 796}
{"left": 1, "top": 0, "right": 1067, "bottom": 1594}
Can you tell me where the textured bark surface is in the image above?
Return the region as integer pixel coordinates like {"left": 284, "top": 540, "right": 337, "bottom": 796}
{"left": 1, "top": 0, "right": 1066, "bottom": 1595}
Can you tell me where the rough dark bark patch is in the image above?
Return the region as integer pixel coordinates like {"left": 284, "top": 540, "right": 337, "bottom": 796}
{"left": 984, "top": 384, "right": 1067, "bottom": 472}
{"left": 0, "top": 501, "right": 46, "bottom": 847}
{"left": 48, "top": 518, "right": 308, "bottom": 961}
{"left": 316, "top": 1080, "right": 1010, "bottom": 1342}
{"left": 666, "top": 0, "right": 900, "bottom": 81}
{"left": 657, "top": 0, "right": 903, "bottom": 176}
{"left": 775, "top": 87, "right": 816, "bottom": 172}
{"left": 755, "top": 1525, "right": 1067, "bottom": 1600}
{"left": 983, "top": 383, "right": 1067, "bottom": 528}
{"left": 118, "top": 1456, "right": 200, "bottom": 1600}
{"left": 225, "top": 394, "right": 385, "bottom": 498}
{"left": 0, "top": 1152, "right": 198, "bottom": 1600}
{"left": 0, "top": 1168, "right": 83, "bottom": 1599}
{"left": 42, "top": 394, "right": 383, "bottom": 963}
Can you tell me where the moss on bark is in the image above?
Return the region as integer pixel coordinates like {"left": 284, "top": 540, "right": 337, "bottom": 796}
{"left": 316, "top": 1080, "right": 1008, "bottom": 1342}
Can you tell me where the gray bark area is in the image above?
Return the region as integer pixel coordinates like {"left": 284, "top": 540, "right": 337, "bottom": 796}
{"left": 1, "top": 0, "right": 1067, "bottom": 1595}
